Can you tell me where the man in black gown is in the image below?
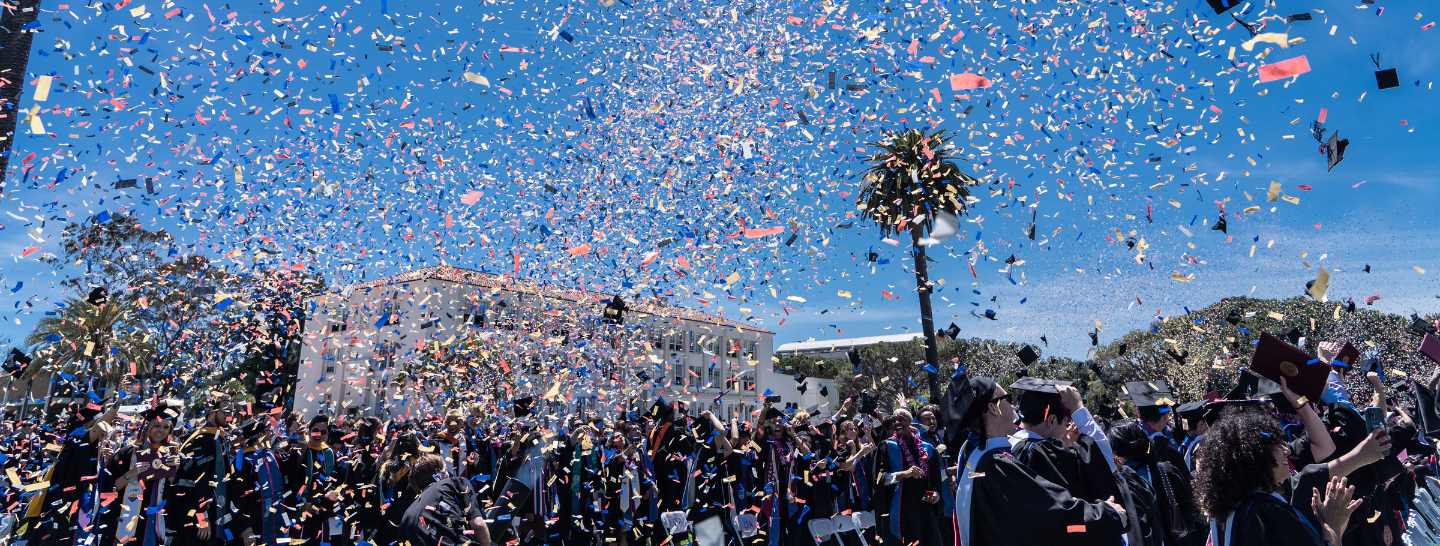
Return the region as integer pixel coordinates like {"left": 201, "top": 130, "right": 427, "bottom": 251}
{"left": 941, "top": 370, "right": 1127, "bottom": 546}
{"left": 1007, "top": 378, "right": 1119, "bottom": 504}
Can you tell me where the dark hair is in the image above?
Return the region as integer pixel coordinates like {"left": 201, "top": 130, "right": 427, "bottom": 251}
{"left": 1107, "top": 421, "right": 1156, "bottom": 464}
{"left": 389, "top": 431, "right": 421, "bottom": 462}
{"left": 1193, "top": 409, "right": 1286, "bottom": 516}
{"left": 410, "top": 453, "right": 447, "bottom": 492}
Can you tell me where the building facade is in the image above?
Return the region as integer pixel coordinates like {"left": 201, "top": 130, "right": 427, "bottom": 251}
{"left": 294, "top": 266, "right": 813, "bottom": 422}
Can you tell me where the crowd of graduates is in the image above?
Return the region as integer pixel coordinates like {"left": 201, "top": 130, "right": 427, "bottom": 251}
{"left": 4, "top": 333, "right": 1440, "bottom": 546}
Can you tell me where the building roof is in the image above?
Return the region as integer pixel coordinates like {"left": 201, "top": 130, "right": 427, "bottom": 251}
{"left": 339, "top": 265, "right": 772, "bottom": 334}
{"left": 776, "top": 332, "right": 924, "bottom": 353}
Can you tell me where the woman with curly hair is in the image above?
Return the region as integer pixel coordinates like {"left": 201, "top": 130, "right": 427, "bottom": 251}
{"left": 1193, "top": 406, "right": 1382, "bottom": 546}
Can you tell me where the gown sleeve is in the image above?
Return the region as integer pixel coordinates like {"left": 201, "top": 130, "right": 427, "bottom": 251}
{"left": 1233, "top": 497, "right": 1331, "bottom": 546}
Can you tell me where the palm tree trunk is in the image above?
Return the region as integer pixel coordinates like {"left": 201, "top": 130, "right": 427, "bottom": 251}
{"left": 910, "top": 230, "right": 942, "bottom": 405}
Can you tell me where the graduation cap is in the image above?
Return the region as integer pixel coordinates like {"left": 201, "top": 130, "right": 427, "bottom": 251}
{"left": 1211, "top": 215, "right": 1227, "bottom": 234}
{"left": 1016, "top": 345, "right": 1039, "bottom": 366}
{"left": 1372, "top": 54, "right": 1399, "bottom": 90}
{"left": 1089, "top": 331, "right": 1099, "bottom": 347}
{"left": 1284, "top": 328, "right": 1303, "bottom": 345}
{"left": 142, "top": 401, "right": 181, "bottom": 422}
{"left": 798, "top": 382, "right": 809, "bottom": 395}
{"left": 1176, "top": 401, "right": 1206, "bottom": 423}
{"left": 1225, "top": 370, "right": 1295, "bottom": 414}
{"left": 819, "top": 385, "right": 829, "bottom": 397}
{"left": 939, "top": 369, "right": 998, "bottom": 451}
{"left": 1009, "top": 377, "right": 1073, "bottom": 424}
{"left": 981, "top": 309, "right": 997, "bottom": 320}
{"left": 1411, "top": 315, "right": 1438, "bottom": 337}
{"left": 943, "top": 323, "right": 961, "bottom": 339}
{"left": 1249, "top": 333, "right": 1328, "bottom": 405}
{"left": 87, "top": 287, "right": 108, "bottom": 306}
{"left": 1362, "top": 357, "right": 1386, "bottom": 381}
{"left": 3, "top": 349, "right": 31, "bottom": 377}
{"left": 1165, "top": 348, "right": 1188, "bottom": 365}
{"left": 1325, "top": 131, "right": 1349, "bottom": 172}
{"left": 1285, "top": 13, "right": 1313, "bottom": 23}
{"left": 513, "top": 396, "right": 534, "bottom": 418}
{"left": 1117, "top": 343, "right": 1128, "bottom": 356}
{"left": 763, "top": 406, "right": 785, "bottom": 421}
{"left": 858, "top": 391, "right": 879, "bottom": 416}
{"left": 1364, "top": 264, "right": 1372, "bottom": 273}
{"left": 1205, "top": 0, "right": 1239, "bottom": 15}
{"left": 1125, "top": 381, "right": 1176, "bottom": 422}
{"left": 1225, "top": 310, "right": 1243, "bottom": 325}
{"left": 602, "top": 295, "right": 628, "bottom": 325}
{"left": 241, "top": 418, "right": 272, "bottom": 441}
{"left": 847, "top": 348, "right": 862, "bottom": 369}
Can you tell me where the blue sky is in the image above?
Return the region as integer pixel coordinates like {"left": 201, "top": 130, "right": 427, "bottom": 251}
{"left": 1, "top": 0, "right": 1437, "bottom": 361}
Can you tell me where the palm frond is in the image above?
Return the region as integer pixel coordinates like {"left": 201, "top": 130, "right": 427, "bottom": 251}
{"left": 856, "top": 128, "right": 977, "bottom": 237}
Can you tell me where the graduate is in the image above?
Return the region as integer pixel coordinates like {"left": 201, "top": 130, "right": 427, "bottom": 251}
{"left": 24, "top": 398, "right": 118, "bottom": 546}
{"left": 1007, "top": 378, "right": 1119, "bottom": 504}
{"left": 168, "top": 393, "right": 235, "bottom": 546}
{"left": 941, "top": 369, "right": 1127, "bottom": 546}
{"left": 1126, "top": 381, "right": 1192, "bottom": 482}
{"left": 99, "top": 403, "right": 181, "bottom": 546}
{"left": 282, "top": 415, "right": 340, "bottom": 545}
{"left": 749, "top": 402, "right": 809, "bottom": 546}
{"left": 229, "top": 418, "right": 288, "bottom": 546}
{"left": 875, "top": 408, "right": 945, "bottom": 546}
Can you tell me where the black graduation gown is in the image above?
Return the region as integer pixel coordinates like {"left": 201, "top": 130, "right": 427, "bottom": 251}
{"left": 964, "top": 449, "right": 1124, "bottom": 546}
{"left": 341, "top": 448, "right": 383, "bottom": 542}
{"left": 1012, "top": 434, "right": 1120, "bottom": 504}
{"left": 281, "top": 444, "right": 339, "bottom": 545}
{"left": 168, "top": 429, "right": 230, "bottom": 546}
{"left": 1213, "top": 492, "right": 1332, "bottom": 546}
{"left": 1116, "top": 466, "right": 1161, "bottom": 546}
{"left": 649, "top": 420, "right": 695, "bottom": 513}
{"left": 875, "top": 438, "right": 944, "bottom": 546}
{"left": 27, "top": 428, "right": 103, "bottom": 546}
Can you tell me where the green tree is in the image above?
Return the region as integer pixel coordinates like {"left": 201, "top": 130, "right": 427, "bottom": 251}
{"left": 24, "top": 297, "right": 151, "bottom": 384}
{"left": 857, "top": 128, "right": 976, "bottom": 404}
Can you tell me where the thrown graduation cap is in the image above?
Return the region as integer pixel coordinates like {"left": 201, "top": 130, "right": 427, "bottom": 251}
{"left": 513, "top": 396, "right": 535, "bottom": 418}
{"left": 1225, "top": 310, "right": 1243, "bottom": 325}
{"left": 1284, "top": 328, "right": 1303, "bottom": 345}
{"left": 1205, "top": 0, "right": 1239, "bottom": 15}
{"left": 1250, "top": 333, "right": 1328, "bottom": 404}
{"left": 602, "top": 295, "right": 628, "bottom": 325}
{"left": 798, "top": 382, "right": 809, "bottom": 395}
{"left": 1009, "top": 377, "right": 1073, "bottom": 422}
{"left": 859, "top": 391, "right": 879, "bottom": 416}
{"left": 847, "top": 348, "right": 863, "bottom": 368}
{"left": 87, "top": 287, "right": 108, "bottom": 305}
{"left": 1016, "top": 345, "right": 1039, "bottom": 366}
{"left": 819, "top": 385, "right": 829, "bottom": 397}
{"left": 1117, "top": 343, "right": 1128, "bottom": 356}
{"left": 1411, "top": 315, "right": 1438, "bottom": 337}
{"left": 1325, "top": 131, "right": 1349, "bottom": 172}
{"left": 944, "top": 322, "right": 961, "bottom": 339}
{"left": 1165, "top": 348, "right": 1188, "bottom": 365}
{"left": 1285, "top": 13, "right": 1313, "bottom": 23}
{"left": 3, "top": 349, "right": 31, "bottom": 377}
{"left": 142, "top": 401, "right": 181, "bottom": 421}
{"left": 1362, "top": 357, "right": 1386, "bottom": 381}
{"left": 1211, "top": 215, "right": 1227, "bottom": 234}
{"left": 981, "top": 309, "right": 997, "bottom": 320}
{"left": 1088, "top": 331, "right": 1099, "bottom": 346}
{"left": 794, "top": 372, "right": 808, "bottom": 383}
{"left": 1372, "top": 54, "right": 1399, "bottom": 90}
{"left": 648, "top": 398, "right": 674, "bottom": 422}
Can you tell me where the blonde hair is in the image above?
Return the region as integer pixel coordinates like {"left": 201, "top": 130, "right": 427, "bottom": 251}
{"left": 893, "top": 408, "right": 914, "bottom": 421}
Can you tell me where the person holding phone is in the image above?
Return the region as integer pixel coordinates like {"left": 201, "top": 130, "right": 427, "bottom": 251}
{"left": 748, "top": 400, "right": 810, "bottom": 546}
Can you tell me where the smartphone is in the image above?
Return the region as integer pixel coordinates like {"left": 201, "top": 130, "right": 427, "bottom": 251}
{"left": 765, "top": 395, "right": 782, "bottom": 404}
{"left": 1363, "top": 406, "right": 1391, "bottom": 456}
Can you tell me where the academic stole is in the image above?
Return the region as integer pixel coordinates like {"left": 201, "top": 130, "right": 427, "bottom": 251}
{"left": 246, "top": 449, "right": 284, "bottom": 546}
{"left": 761, "top": 441, "right": 795, "bottom": 546}
{"left": 116, "top": 450, "right": 169, "bottom": 546}
{"left": 181, "top": 429, "right": 229, "bottom": 530}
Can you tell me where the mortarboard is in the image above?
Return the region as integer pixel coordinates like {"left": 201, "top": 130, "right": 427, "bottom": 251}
{"left": 798, "top": 382, "right": 809, "bottom": 395}
{"left": 3, "top": 349, "right": 31, "bottom": 377}
{"left": 1362, "top": 357, "right": 1385, "bottom": 381}
{"left": 1412, "top": 315, "right": 1438, "bottom": 337}
{"left": 981, "top": 309, "right": 998, "bottom": 320}
{"left": 1016, "top": 345, "right": 1039, "bottom": 366}
{"left": 1211, "top": 215, "right": 1227, "bottom": 234}
{"left": 1176, "top": 401, "right": 1206, "bottom": 423}
{"left": 944, "top": 323, "right": 961, "bottom": 339}
{"left": 1117, "top": 343, "right": 1128, "bottom": 356}
{"left": 1250, "top": 333, "right": 1327, "bottom": 405}
{"left": 764, "top": 407, "right": 785, "bottom": 421}
{"left": 648, "top": 398, "right": 674, "bottom": 422}
{"left": 1009, "top": 377, "right": 1073, "bottom": 423}
{"left": 1420, "top": 334, "right": 1440, "bottom": 364}
{"left": 1285, "top": 13, "right": 1312, "bottom": 23}
{"left": 1205, "top": 0, "right": 1238, "bottom": 15}
{"left": 1225, "top": 310, "right": 1243, "bottom": 325}
{"left": 87, "top": 287, "right": 108, "bottom": 306}
{"left": 939, "top": 369, "right": 997, "bottom": 452}
{"left": 241, "top": 418, "right": 271, "bottom": 440}
{"left": 847, "top": 348, "right": 863, "bottom": 369}
{"left": 1412, "top": 381, "right": 1440, "bottom": 439}
{"left": 1372, "top": 54, "right": 1399, "bottom": 90}
{"left": 820, "top": 385, "right": 829, "bottom": 397}
{"left": 1165, "top": 348, "right": 1188, "bottom": 365}
{"left": 1226, "top": 370, "right": 1296, "bottom": 414}
{"left": 859, "top": 391, "right": 879, "bottom": 416}
{"left": 513, "top": 396, "right": 534, "bottom": 418}
{"left": 142, "top": 401, "right": 180, "bottom": 422}
{"left": 1089, "top": 331, "right": 1099, "bottom": 346}
{"left": 1125, "top": 381, "right": 1176, "bottom": 421}
{"left": 1284, "top": 328, "right": 1303, "bottom": 345}
{"left": 1325, "top": 131, "right": 1349, "bottom": 171}
{"left": 794, "top": 372, "right": 808, "bottom": 384}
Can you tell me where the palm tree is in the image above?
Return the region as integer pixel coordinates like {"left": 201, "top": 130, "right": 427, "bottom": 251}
{"left": 24, "top": 297, "right": 152, "bottom": 386}
{"left": 857, "top": 128, "right": 975, "bottom": 403}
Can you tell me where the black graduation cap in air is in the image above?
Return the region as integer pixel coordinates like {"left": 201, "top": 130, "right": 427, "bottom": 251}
{"left": 1016, "top": 345, "right": 1039, "bottom": 366}
{"left": 819, "top": 385, "right": 829, "bottom": 397}
{"left": 847, "top": 348, "right": 862, "bottom": 369}
{"left": 1364, "top": 265, "right": 1372, "bottom": 273}
{"left": 513, "top": 396, "right": 535, "bottom": 418}
{"left": 944, "top": 323, "right": 961, "bottom": 339}
{"left": 1325, "top": 131, "right": 1349, "bottom": 172}
{"left": 1118, "top": 343, "right": 1128, "bottom": 356}
{"left": 1211, "top": 215, "right": 1227, "bottom": 234}
{"left": 1347, "top": 300, "right": 1357, "bottom": 313}
{"left": 1165, "top": 348, "right": 1188, "bottom": 365}
{"left": 1285, "top": 13, "right": 1313, "bottom": 23}
{"left": 981, "top": 309, "right": 997, "bottom": 320}
{"left": 1224, "top": 370, "right": 1295, "bottom": 414}
{"left": 794, "top": 372, "right": 808, "bottom": 384}
{"left": 798, "top": 382, "right": 809, "bottom": 395}
{"left": 1205, "top": 0, "right": 1238, "bottom": 15}
{"left": 635, "top": 370, "right": 651, "bottom": 381}
{"left": 1089, "top": 331, "right": 1099, "bottom": 346}
{"left": 859, "top": 391, "right": 880, "bottom": 416}
{"left": 1410, "top": 314, "right": 1437, "bottom": 336}
{"left": 1226, "top": 310, "right": 1244, "bottom": 325}
{"left": 3, "top": 349, "right": 31, "bottom": 377}
{"left": 1005, "top": 255, "right": 1018, "bottom": 265}
{"left": 603, "top": 295, "right": 628, "bottom": 325}
{"left": 1412, "top": 380, "right": 1440, "bottom": 439}
{"left": 1362, "top": 357, "right": 1386, "bottom": 381}
{"left": 1285, "top": 327, "right": 1304, "bottom": 345}
{"left": 1373, "top": 54, "right": 1399, "bottom": 90}
{"left": 649, "top": 397, "right": 675, "bottom": 422}
{"left": 87, "top": 287, "right": 108, "bottom": 306}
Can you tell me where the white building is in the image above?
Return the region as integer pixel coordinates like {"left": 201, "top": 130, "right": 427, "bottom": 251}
{"left": 775, "top": 333, "right": 924, "bottom": 359}
{"left": 294, "top": 266, "right": 811, "bottom": 422}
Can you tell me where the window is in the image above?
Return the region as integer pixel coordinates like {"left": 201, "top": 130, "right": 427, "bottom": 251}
{"left": 688, "top": 332, "right": 701, "bottom": 354}
{"left": 727, "top": 338, "right": 741, "bottom": 358}
{"left": 706, "top": 365, "right": 721, "bottom": 388}
{"left": 743, "top": 341, "right": 757, "bottom": 359}
{"left": 330, "top": 308, "right": 350, "bottom": 333}
{"left": 667, "top": 332, "right": 684, "bottom": 353}
{"left": 374, "top": 342, "right": 397, "bottom": 370}
{"left": 785, "top": 402, "right": 798, "bottom": 411}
